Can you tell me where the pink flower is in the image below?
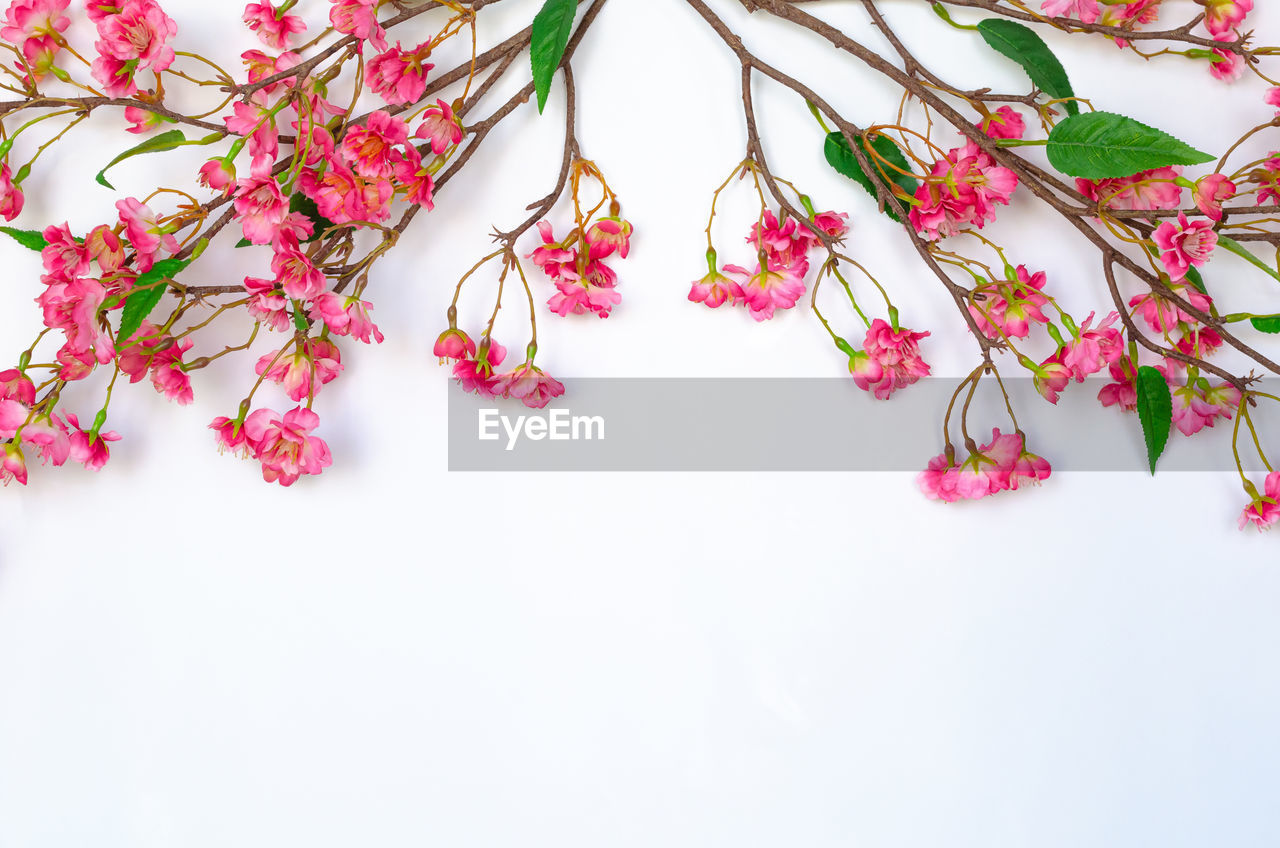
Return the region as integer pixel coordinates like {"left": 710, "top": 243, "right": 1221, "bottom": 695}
{"left": 586, "top": 218, "right": 632, "bottom": 260}
{"left": 19, "top": 411, "right": 69, "bottom": 467}
{"left": 393, "top": 150, "right": 435, "bottom": 210}
{"left": 233, "top": 175, "right": 289, "bottom": 245}
{"left": 968, "top": 265, "right": 1049, "bottom": 340}
{"left": 547, "top": 264, "right": 622, "bottom": 318}
{"left": 84, "top": 224, "right": 124, "bottom": 274}
{"left": 1170, "top": 379, "right": 1240, "bottom": 437}
{"left": 1203, "top": 0, "right": 1253, "bottom": 41}
{"left": 255, "top": 339, "right": 343, "bottom": 402}
{"left": 0, "top": 397, "right": 27, "bottom": 438}
{"left": 434, "top": 328, "right": 477, "bottom": 361}
{"left": 1240, "top": 471, "right": 1280, "bottom": 530}
{"left": 1, "top": 0, "right": 70, "bottom": 45}
{"left": 1033, "top": 349, "right": 1072, "bottom": 404}
{"left": 414, "top": 99, "right": 464, "bottom": 154}
{"left": 197, "top": 158, "right": 236, "bottom": 195}
{"left": 242, "top": 2, "right": 305, "bottom": 49}
{"left": 271, "top": 245, "right": 326, "bottom": 301}
{"left": 718, "top": 263, "right": 802, "bottom": 322}
{"left": 910, "top": 143, "right": 1018, "bottom": 240}
{"left": 0, "top": 368, "right": 35, "bottom": 406}
{"left": 209, "top": 415, "right": 249, "bottom": 456}
{"left": 242, "top": 406, "right": 332, "bottom": 486}
{"left": 1, "top": 442, "right": 27, "bottom": 486}
{"left": 0, "top": 161, "right": 25, "bottom": 222}
{"left": 223, "top": 98, "right": 279, "bottom": 175}
{"left": 852, "top": 318, "right": 930, "bottom": 400}
{"left": 688, "top": 268, "right": 743, "bottom": 309}
{"left": 149, "top": 337, "right": 193, "bottom": 404}
{"left": 116, "top": 197, "right": 178, "bottom": 268}
{"left": 1061, "top": 311, "right": 1123, "bottom": 380}
{"left": 65, "top": 411, "right": 120, "bottom": 471}
{"left": 918, "top": 428, "right": 1051, "bottom": 502}
{"left": 1040, "top": 0, "right": 1099, "bottom": 24}
{"left": 495, "top": 362, "right": 566, "bottom": 409}
{"left": 367, "top": 42, "right": 433, "bottom": 105}
{"left": 1153, "top": 212, "right": 1217, "bottom": 280}
{"left": 297, "top": 155, "right": 393, "bottom": 224}
{"left": 978, "top": 106, "right": 1025, "bottom": 140}
{"left": 1129, "top": 283, "right": 1214, "bottom": 335}
{"left": 1267, "top": 87, "right": 1280, "bottom": 116}
{"left": 452, "top": 339, "right": 506, "bottom": 397}
{"left": 810, "top": 210, "right": 850, "bottom": 240}
{"left": 340, "top": 110, "right": 408, "bottom": 179}
{"left": 1077, "top": 166, "right": 1183, "bottom": 211}
{"left": 329, "top": 0, "right": 386, "bottom": 51}
{"left": 41, "top": 222, "right": 90, "bottom": 280}
{"left": 244, "top": 276, "right": 291, "bottom": 332}
{"left": 123, "top": 104, "right": 167, "bottom": 134}
{"left": 1098, "top": 357, "right": 1139, "bottom": 411}
{"left": 94, "top": 0, "right": 176, "bottom": 71}
{"left": 1209, "top": 47, "right": 1244, "bottom": 82}
{"left": 1193, "top": 174, "right": 1236, "bottom": 221}
{"left": 309, "top": 291, "right": 384, "bottom": 344}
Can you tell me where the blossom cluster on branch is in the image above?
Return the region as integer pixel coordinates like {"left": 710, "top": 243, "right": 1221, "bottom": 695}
{"left": 0, "top": 0, "right": 1278, "bottom": 532}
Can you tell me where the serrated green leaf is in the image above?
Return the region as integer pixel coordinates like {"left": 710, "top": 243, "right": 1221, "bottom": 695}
{"left": 95, "top": 129, "right": 189, "bottom": 190}
{"left": 531, "top": 0, "right": 576, "bottom": 114}
{"left": 976, "top": 19, "right": 1078, "bottom": 117}
{"left": 0, "top": 225, "right": 47, "bottom": 251}
{"left": 1135, "top": 365, "right": 1173, "bottom": 475}
{"left": 1047, "top": 111, "right": 1214, "bottom": 179}
{"left": 117, "top": 256, "right": 191, "bottom": 343}
{"left": 823, "top": 131, "right": 918, "bottom": 223}
{"left": 1251, "top": 315, "right": 1280, "bottom": 334}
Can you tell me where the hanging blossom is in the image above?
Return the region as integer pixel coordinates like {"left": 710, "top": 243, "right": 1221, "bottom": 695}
{"left": 909, "top": 142, "right": 1018, "bottom": 241}
{"left": 918, "top": 428, "right": 1052, "bottom": 503}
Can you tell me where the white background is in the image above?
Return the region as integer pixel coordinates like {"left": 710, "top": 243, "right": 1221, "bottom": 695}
{"left": 2, "top": 0, "right": 1279, "bottom": 845}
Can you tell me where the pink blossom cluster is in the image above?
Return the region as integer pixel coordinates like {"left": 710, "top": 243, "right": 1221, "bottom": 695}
{"left": 1034, "top": 311, "right": 1124, "bottom": 404}
{"left": 918, "top": 428, "right": 1052, "bottom": 503}
{"left": 1099, "top": 285, "right": 1241, "bottom": 437}
{"left": 969, "top": 265, "right": 1049, "bottom": 341}
{"left": 0, "top": 366, "right": 128, "bottom": 483}
{"left": 531, "top": 215, "right": 634, "bottom": 319}
{"left": 88, "top": 0, "right": 178, "bottom": 97}
{"left": 689, "top": 208, "right": 849, "bottom": 321}
{"left": 909, "top": 142, "right": 1018, "bottom": 241}
{"left": 435, "top": 332, "right": 566, "bottom": 410}
{"left": 845, "top": 319, "right": 932, "bottom": 401}
{"left": 211, "top": 406, "right": 331, "bottom": 487}
{"left": 1040, "top": 0, "right": 1252, "bottom": 77}
{"left": 2, "top": 0, "right": 70, "bottom": 84}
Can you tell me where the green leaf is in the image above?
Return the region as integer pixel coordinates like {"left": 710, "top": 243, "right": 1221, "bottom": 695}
{"left": 117, "top": 256, "right": 191, "bottom": 343}
{"left": 0, "top": 225, "right": 48, "bottom": 251}
{"left": 1046, "top": 111, "right": 1214, "bottom": 179}
{"left": 95, "top": 129, "right": 190, "bottom": 190}
{"left": 1135, "top": 365, "right": 1173, "bottom": 475}
{"left": 1251, "top": 315, "right": 1280, "bottom": 334}
{"left": 289, "top": 192, "right": 335, "bottom": 243}
{"left": 531, "top": 0, "right": 576, "bottom": 114}
{"left": 823, "top": 131, "right": 919, "bottom": 223}
{"left": 976, "top": 19, "right": 1079, "bottom": 117}
{"left": 1184, "top": 265, "right": 1207, "bottom": 295}
{"left": 1218, "top": 235, "right": 1280, "bottom": 286}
